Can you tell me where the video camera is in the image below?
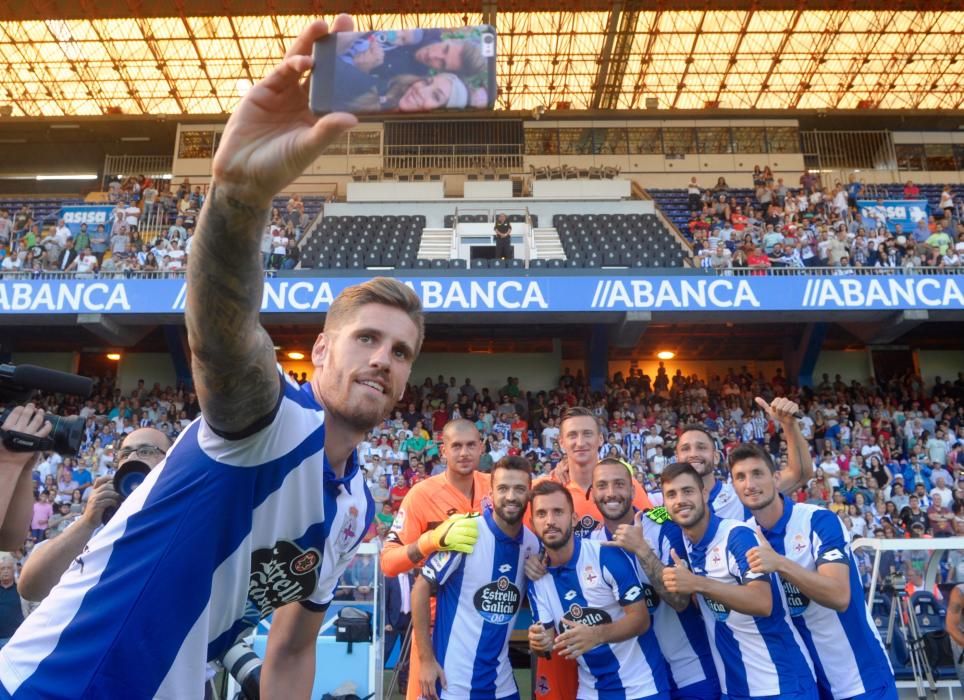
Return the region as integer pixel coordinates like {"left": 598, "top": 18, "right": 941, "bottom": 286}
{"left": 0, "top": 363, "right": 93, "bottom": 455}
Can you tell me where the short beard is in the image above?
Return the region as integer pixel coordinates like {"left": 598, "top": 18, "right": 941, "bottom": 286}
{"left": 494, "top": 502, "right": 525, "bottom": 525}
{"left": 597, "top": 498, "right": 631, "bottom": 522}
{"left": 324, "top": 399, "right": 389, "bottom": 435}
{"left": 541, "top": 524, "right": 573, "bottom": 551}
{"left": 747, "top": 490, "right": 778, "bottom": 513}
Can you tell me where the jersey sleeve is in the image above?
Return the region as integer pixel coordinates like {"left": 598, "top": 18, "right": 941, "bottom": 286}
{"left": 726, "top": 524, "right": 767, "bottom": 584}
{"left": 600, "top": 546, "right": 645, "bottom": 606}
{"left": 810, "top": 508, "right": 851, "bottom": 567}
{"left": 419, "top": 551, "right": 464, "bottom": 593}
{"left": 527, "top": 580, "right": 554, "bottom": 628}
{"left": 379, "top": 487, "right": 431, "bottom": 577}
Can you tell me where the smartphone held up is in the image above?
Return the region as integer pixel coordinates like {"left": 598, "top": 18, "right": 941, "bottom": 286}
{"left": 310, "top": 25, "right": 497, "bottom": 115}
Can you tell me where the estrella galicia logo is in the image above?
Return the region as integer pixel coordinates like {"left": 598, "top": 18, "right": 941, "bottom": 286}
{"left": 704, "top": 596, "right": 730, "bottom": 621}
{"left": 247, "top": 540, "right": 322, "bottom": 620}
{"left": 781, "top": 579, "right": 811, "bottom": 616}
{"left": 576, "top": 514, "right": 600, "bottom": 538}
{"left": 474, "top": 575, "right": 522, "bottom": 624}
{"left": 559, "top": 603, "right": 612, "bottom": 632}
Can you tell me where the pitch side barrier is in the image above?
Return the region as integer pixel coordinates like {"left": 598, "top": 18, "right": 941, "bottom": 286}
{"left": 0, "top": 270, "right": 963, "bottom": 316}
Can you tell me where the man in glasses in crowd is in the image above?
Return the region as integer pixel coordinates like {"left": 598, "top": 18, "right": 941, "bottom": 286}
{"left": 17, "top": 428, "right": 171, "bottom": 603}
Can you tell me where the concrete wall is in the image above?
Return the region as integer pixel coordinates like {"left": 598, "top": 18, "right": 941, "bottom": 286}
{"left": 116, "top": 353, "right": 178, "bottom": 394}
{"left": 607, "top": 359, "right": 785, "bottom": 383}
{"left": 10, "top": 353, "right": 78, "bottom": 375}
{"left": 281, "top": 352, "right": 564, "bottom": 394}
{"left": 917, "top": 350, "right": 964, "bottom": 386}
{"left": 812, "top": 350, "right": 874, "bottom": 385}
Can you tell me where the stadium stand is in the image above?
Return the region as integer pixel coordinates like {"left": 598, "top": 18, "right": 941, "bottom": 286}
{"left": 299, "top": 214, "right": 426, "bottom": 269}
{"left": 648, "top": 178, "right": 963, "bottom": 273}
{"left": 553, "top": 212, "right": 688, "bottom": 268}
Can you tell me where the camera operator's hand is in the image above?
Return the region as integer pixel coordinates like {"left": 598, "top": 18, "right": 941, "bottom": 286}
{"left": 0, "top": 404, "right": 52, "bottom": 466}
{"left": 81, "top": 476, "right": 120, "bottom": 527}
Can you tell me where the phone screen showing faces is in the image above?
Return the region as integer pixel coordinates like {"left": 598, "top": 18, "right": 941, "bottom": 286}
{"left": 310, "top": 25, "right": 497, "bottom": 115}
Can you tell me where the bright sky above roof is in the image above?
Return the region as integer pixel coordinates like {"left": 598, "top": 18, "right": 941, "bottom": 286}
{"left": 0, "top": 11, "right": 961, "bottom": 117}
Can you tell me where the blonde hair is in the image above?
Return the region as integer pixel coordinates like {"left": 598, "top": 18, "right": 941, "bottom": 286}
{"left": 349, "top": 74, "right": 422, "bottom": 113}
{"left": 325, "top": 277, "right": 424, "bottom": 354}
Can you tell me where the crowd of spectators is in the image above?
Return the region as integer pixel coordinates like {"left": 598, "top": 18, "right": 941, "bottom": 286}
{"left": 0, "top": 181, "right": 311, "bottom": 277}
{"left": 2, "top": 361, "right": 962, "bottom": 622}
{"left": 690, "top": 170, "right": 964, "bottom": 273}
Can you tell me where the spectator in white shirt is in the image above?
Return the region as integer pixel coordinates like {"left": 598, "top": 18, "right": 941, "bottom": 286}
{"left": 165, "top": 240, "right": 186, "bottom": 271}
{"left": 54, "top": 219, "right": 72, "bottom": 248}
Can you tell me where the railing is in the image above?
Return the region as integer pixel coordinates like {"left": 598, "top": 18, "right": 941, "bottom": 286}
{"left": 101, "top": 155, "right": 174, "bottom": 189}
{"left": 703, "top": 265, "right": 962, "bottom": 277}
{"left": 384, "top": 144, "right": 523, "bottom": 173}
{"left": 0, "top": 269, "right": 278, "bottom": 280}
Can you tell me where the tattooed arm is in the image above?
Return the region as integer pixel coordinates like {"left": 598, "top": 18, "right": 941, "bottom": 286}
{"left": 185, "top": 187, "right": 278, "bottom": 435}
{"left": 184, "top": 16, "right": 356, "bottom": 435}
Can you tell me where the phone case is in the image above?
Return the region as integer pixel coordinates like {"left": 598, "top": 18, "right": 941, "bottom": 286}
{"left": 310, "top": 25, "right": 497, "bottom": 115}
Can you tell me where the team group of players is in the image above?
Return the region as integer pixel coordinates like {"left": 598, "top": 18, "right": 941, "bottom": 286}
{"left": 0, "top": 18, "right": 900, "bottom": 699}
{"left": 385, "top": 404, "right": 898, "bottom": 700}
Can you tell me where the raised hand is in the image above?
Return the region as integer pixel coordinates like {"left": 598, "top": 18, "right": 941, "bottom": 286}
{"left": 81, "top": 476, "right": 121, "bottom": 527}
{"left": 747, "top": 526, "right": 783, "bottom": 574}
{"left": 754, "top": 396, "right": 801, "bottom": 426}
{"left": 211, "top": 16, "right": 358, "bottom": 203}
{"left": 600, "top": 523, "right": 649, "bottom": 558}
{"left": 662, "top": 548, "right": 700, "bottom": 596}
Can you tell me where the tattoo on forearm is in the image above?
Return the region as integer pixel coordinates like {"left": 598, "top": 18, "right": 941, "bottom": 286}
{"left": 186, "top": 184, "right": 279, "bottom": 434}
{"left": 639, "top": 549, "right": 690, "bottom": 609}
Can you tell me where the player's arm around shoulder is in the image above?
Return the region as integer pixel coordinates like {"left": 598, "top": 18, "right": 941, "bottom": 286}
{"left": 260, "top": 600, "right": 327, "bottom": 699}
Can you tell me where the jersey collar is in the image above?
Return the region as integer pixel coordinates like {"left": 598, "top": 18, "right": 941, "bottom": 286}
{"left": 691, "top": 513, "right": 722, "bottom": 552}
{"left": 763, "top": 494, "right": 795, "bottom": 537}
{"left": 709, "top": 479, "right": 723, "bottom": 505}
{"left": 547, "top": 534, "right": 581, "bottom": 572}
{"left": 483, "top": 507, "right": 524, "bottom": 545}
{"left": 303, "top": 382, "right": 361, "bottom": 494}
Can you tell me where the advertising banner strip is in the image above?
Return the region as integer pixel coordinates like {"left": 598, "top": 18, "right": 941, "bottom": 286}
{"left": 1, "top": 275, "right": 963, "bottom": 315}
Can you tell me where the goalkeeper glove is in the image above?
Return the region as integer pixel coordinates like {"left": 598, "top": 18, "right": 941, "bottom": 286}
{"left": 418, "top": 512, "right": 480, "bottom": 557}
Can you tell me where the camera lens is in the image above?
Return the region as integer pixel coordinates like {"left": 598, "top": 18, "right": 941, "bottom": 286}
{"left": 47, "top": 414, "right": 85, "bottom": 455}
{"left": 483, "top": 34, "right": 494, "bottom": 44}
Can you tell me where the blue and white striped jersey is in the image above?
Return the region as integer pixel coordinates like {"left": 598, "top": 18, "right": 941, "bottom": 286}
{"left": 591, "top": 519, "right": 718, "bottom": 697}
{"left": 751, "top": 496, "right": 894, "bottom": 698}
{"left": 683, "top": 515, "right": 815, "bottom": 699}
{"left": 0, "top": 373, "right": 374, "bottom": 700}
{"left": 421, "top": 508, "right": 539, "bottom": 700}
{"left": 528, "top": 537, "right": 670, "bottom": 700}
{"left": 635, "top": 509, "right": 721, "bottom": 696}
{"left": 709, "top": 480, "right": 751, "bottom": 520}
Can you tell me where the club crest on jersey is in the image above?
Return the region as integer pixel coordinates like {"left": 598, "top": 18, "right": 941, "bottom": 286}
{"left": 576, "top": 514, "right": 599, "bottom": 537}
{"left": 336, "top": 506, "right": 360, "bottom": 550}
{"left": 247, "top": 540, "right": 321, "bottom": 620}
{"left": 792, "top": 533, "right": 807, "bottom": 554}
{"left": 583, "top": 565, "right": 597, "bottom": 584}
{"left": 536, "top": 675, "right": 551, "bottom": 695}
{"left": 474, "top": 575, "right": 522, "bottom": 624}
{"left": 710, "top": 546, "right": 722, "bottom": 566}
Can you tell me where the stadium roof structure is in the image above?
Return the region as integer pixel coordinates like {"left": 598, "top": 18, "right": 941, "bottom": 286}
{"left": 1, "top": 3, "right": 962, "bottom": 118}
